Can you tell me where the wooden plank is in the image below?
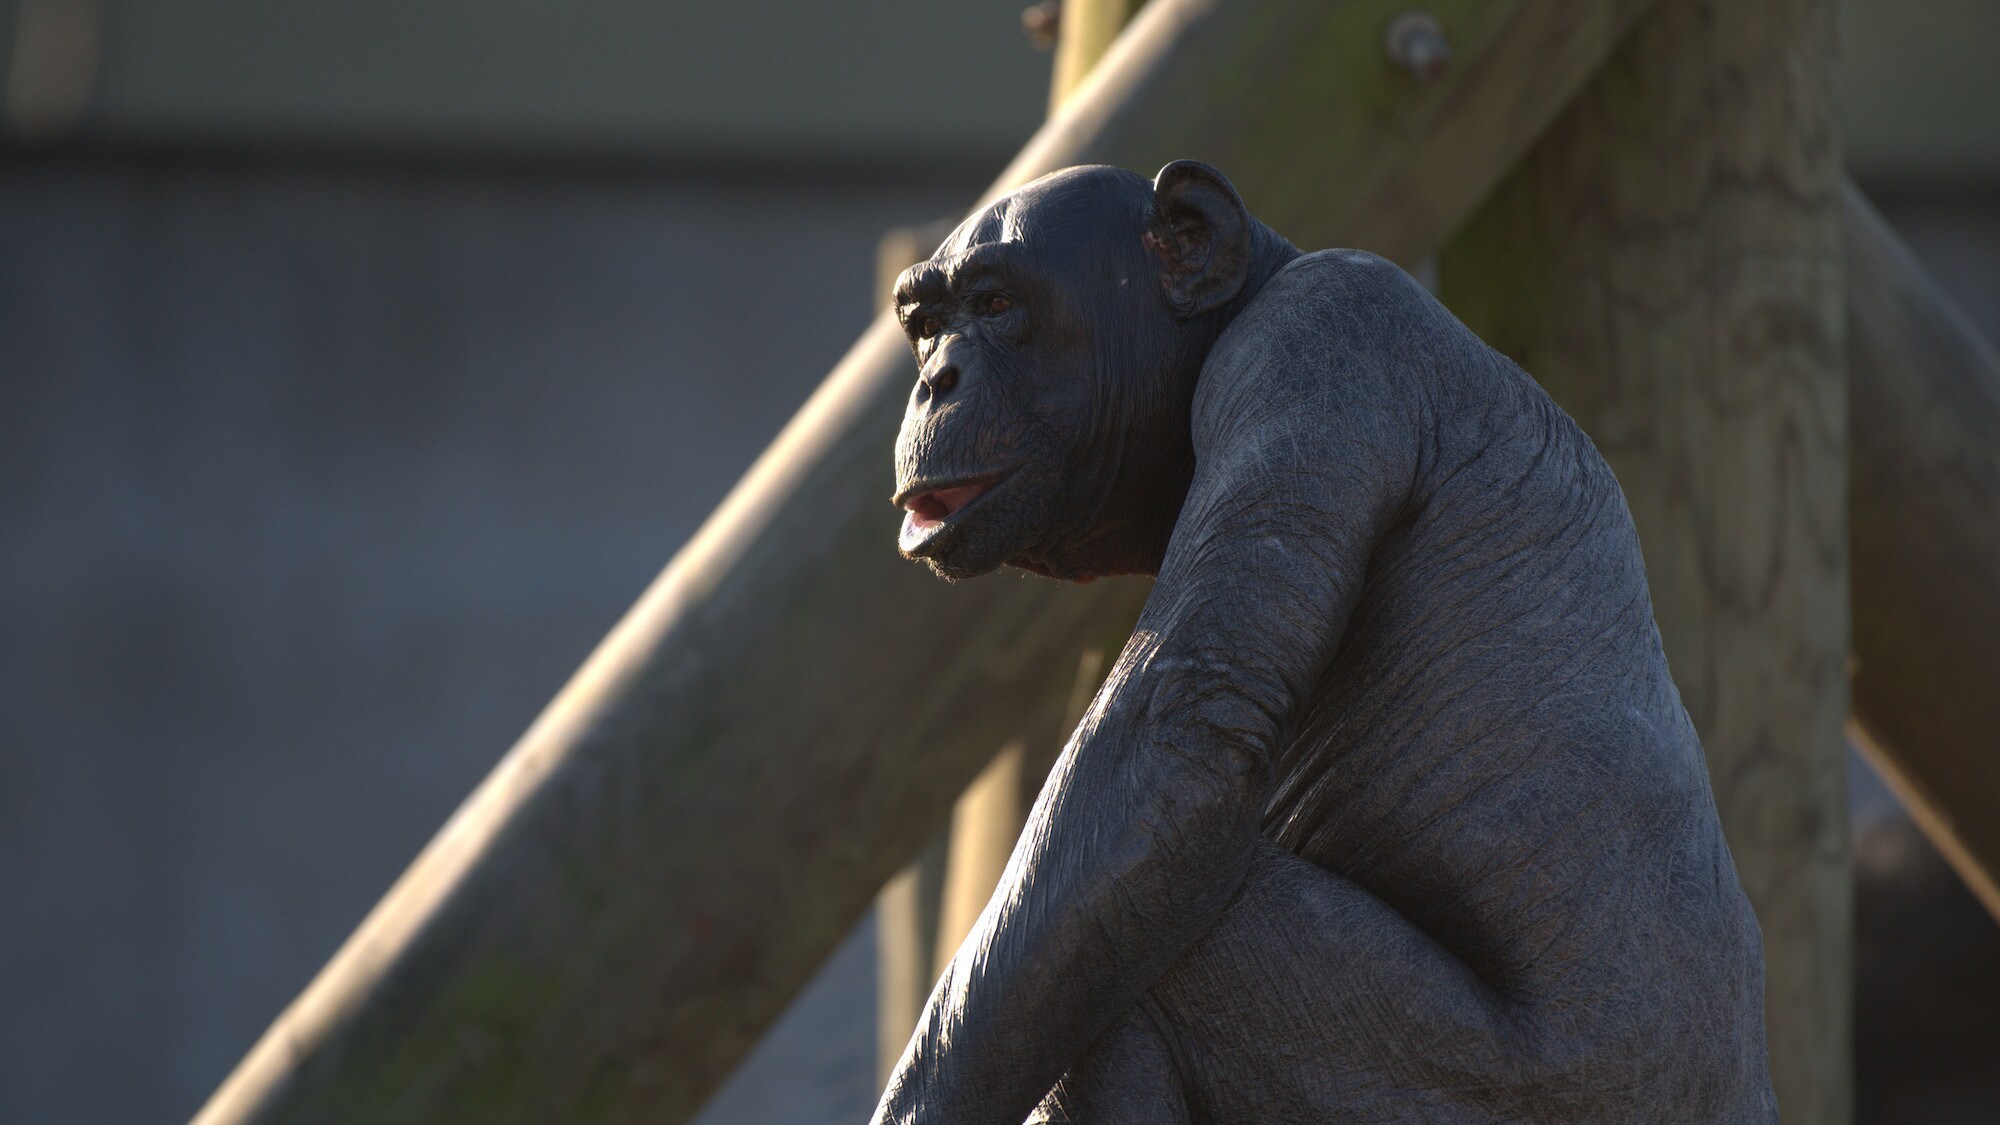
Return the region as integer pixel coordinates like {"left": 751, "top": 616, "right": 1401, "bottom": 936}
{"left": 1845, "top": 185, "right": 2000, "bottom": 923}
{"left": 1048, "top": 0, "right": 1150, "bottom": 108}
{"left": 931, "top": 649, "right": 1106, "bottom": 982}
{"left": 873, "top": 837, "right": 946, "bottom": 1085}
{"left": 1436, "top": 0, "right": 1850, "bottom": 1117}
{"left": 1003, "top": 0, "right": 1663, "bottom": 267}
{"left": 191, "top": 3, "right": 1670, "bottom": 1123}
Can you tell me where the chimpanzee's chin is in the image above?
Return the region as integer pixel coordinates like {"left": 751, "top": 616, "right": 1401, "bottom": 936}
{"left": 903, "top": 525, "right": 1013, "bottom": 582}
{"left": 910, "top": 545, "right": 1005, "bottom": 582}
{"left": 920, "top": 556, "right": 994, "bottom": 583}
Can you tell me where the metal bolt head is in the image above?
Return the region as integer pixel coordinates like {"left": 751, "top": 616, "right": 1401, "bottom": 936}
{"left": 1022, "top": 1, "right": 1061, "bottom": 51}
{"left": 1385, "top": 11, "right": 1451, "bottom": 81}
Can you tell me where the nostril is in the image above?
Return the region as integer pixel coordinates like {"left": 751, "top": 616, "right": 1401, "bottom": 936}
{"left": 925, "top": 365, "right": 960, "bottom": 399}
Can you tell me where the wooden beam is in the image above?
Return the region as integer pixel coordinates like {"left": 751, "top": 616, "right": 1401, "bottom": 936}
{"left": 874, "top": 836, "right": 946, "bottom": 1086}
{"left": 1845, "top": 185, "right": 2000, "bottom": 923}
{"left": 191, "top": 3, "right": 1673, "bottom": 1123}
{"left": 1437, "top": 0, "right": 1850, "bottom": 1117}
{"left": 1002, "top": 0, "right": 1664, "bottom": 267}
{"left": 1048, "top": 0, "right": 1149, "bottom": 109}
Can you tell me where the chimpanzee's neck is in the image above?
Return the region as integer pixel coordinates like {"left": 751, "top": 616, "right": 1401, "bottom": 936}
{"left": 1222, "top": 222, "right": 1305, "bottom": 325}
{"left": 1130, "top": 224, "right": 1302, "bottom": 564}
{"left": 1045, "top": 224, "right": 1304, "bottom": 583}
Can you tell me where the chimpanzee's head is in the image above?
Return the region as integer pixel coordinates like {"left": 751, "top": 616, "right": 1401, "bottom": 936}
{"left": 891, "top": 160, "right": 1286, "bottom": 582}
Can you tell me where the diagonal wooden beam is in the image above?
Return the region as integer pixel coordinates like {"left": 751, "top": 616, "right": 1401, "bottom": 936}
{"left": 1845, "top": 185, "right": 2000, "bottom": 925}
{"left": 192, "top": 2, "right": 1667, "bottom": 1122}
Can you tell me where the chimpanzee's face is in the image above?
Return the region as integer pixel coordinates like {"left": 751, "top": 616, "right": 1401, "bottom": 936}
{"left": 890, "top": 167, "right": 1186, "bottom": 582}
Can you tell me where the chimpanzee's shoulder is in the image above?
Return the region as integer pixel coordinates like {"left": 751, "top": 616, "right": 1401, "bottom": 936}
{"left": 1198, "top": 249, "right": 1437, "bottom": 420}
{"left": 1209, "top": 250, "right": 1435, "bottom": 375}
{"left": 1258, "top": 248, "right": 1433, "bottom": 325}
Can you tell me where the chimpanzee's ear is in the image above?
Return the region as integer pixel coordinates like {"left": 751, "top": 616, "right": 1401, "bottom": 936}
{"left": 1145, "top": 160, "right": 1252, "bottom": 318}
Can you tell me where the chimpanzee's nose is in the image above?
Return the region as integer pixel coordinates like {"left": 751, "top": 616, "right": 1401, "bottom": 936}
{"left": 921, "top": 363, "right": 960, "bottom": 401}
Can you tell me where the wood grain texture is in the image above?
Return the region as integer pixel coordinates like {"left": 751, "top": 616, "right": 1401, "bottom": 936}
{"left": 1846, "top": 186, "right": 2000, "bottom": 923}
{"left": 1438, "top": 0, "right": 1850, "bottom": 1118}
{"left": 192, "top": 3, "right": 1668, "bottom": 1123}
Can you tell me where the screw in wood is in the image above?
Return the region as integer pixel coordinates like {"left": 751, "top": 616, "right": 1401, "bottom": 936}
{"left": 1385, "top": 11, "right": 1451, "bottom": 80}
{"left": 1022, "top": 1, "right": 1061, "bottom": 51}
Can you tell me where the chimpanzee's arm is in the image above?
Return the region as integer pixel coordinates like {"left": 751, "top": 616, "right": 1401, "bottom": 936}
{"left": 870, "top": 254, "right": 1429, "bottom": 1125}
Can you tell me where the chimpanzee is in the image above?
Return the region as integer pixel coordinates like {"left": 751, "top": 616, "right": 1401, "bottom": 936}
{"left": 877, "top": 161, "right": 1774, "bottom": 1124}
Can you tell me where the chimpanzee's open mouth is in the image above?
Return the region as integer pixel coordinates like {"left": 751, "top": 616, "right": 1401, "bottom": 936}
{"left": 895, "top": 470, "right": 1011, "bottom": 552}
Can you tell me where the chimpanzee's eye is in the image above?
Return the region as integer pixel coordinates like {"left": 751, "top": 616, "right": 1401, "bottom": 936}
{"left": 981, "top": 293, "right": 1013, "bottom": 316}
{"left": 917, "top": 314, "right": 943, "bottom": 339}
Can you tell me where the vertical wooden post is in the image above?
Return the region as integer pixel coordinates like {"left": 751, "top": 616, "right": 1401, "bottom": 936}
{"left": 934, "top": 743, "right": 1031, "bottom": 972}
{"left": 1049, "top": 0, "right": 1150, "bottom": 109}
{"left": 1438, "top": 0, "right": 1849, "bottom": 1118}
{"left": 931, "top": 649, "right": 1107, "bottom": 979}
{"left": 874, "top": 837, "right": 946, "bottom": 1084}
{"left": 876, "top": 0, "right": 1148, "bottom": 1081}
{"left": 876, "top": 654, "right": 1108, "bottom": 1079}
{"left": 1843, "top": 184, "right": 2000, "bottom": 923}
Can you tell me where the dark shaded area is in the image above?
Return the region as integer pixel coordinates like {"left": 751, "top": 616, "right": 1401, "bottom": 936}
{"left": 1855, "top": 814, "right": 2000, "bottom": 1124}
{"left": 1847, "top": 194, "right": 2000, "bottom": 1123}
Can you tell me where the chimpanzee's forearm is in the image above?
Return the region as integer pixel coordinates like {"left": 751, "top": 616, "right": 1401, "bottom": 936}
{"left": 870, "top": 624, "right": 1281, "bottom": 1125}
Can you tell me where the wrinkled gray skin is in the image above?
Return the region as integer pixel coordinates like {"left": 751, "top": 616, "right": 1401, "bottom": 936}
{"left": 879, "top": 162, "right": 1775, "bottom": 1124}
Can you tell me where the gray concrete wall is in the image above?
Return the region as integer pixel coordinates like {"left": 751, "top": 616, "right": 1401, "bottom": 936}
{"left": 5, "top": 0, "right": 1051, "bottom": 161}
{"left": 0, "top": 153, "right": 976, "bottom": 1124}
{"left": 8, "top": 0, "right": 2000, "bottom": 180}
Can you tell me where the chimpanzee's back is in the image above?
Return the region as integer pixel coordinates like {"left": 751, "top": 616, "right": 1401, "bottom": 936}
{"left": 1215, "top": 249, "right": 1773, "bottom": 1110}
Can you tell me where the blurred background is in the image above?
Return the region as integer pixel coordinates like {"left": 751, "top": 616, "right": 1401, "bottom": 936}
{"left": 1, "top": 1, "right": 1997, "bottom": 1122}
